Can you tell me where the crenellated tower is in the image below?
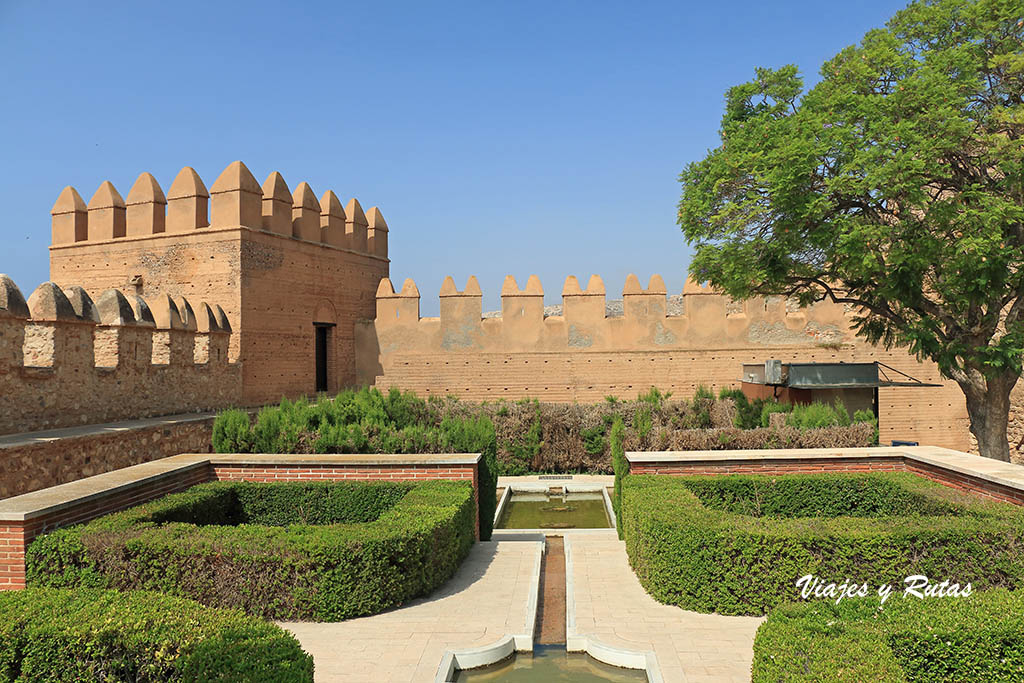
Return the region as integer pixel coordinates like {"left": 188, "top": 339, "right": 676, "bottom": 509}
{"left": 48, "top": 161, "right": 390, "bottom": 404}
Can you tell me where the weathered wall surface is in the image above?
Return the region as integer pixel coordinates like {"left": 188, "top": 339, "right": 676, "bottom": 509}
{"left": 0, "top": 415, "right": 215, "bottom": 499}
{"left": 48, "top": 161, "right": 388, "bottom": 405}
{"left": 356, "top": 274, "right": 972, "bottom": 452}
{"left": 0, "top": 275, "right": 238, "bottom": 436}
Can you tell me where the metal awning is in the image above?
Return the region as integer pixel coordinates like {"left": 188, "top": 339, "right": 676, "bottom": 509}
{"left": 741, "top": 361, "right": 942, "bottom": 389}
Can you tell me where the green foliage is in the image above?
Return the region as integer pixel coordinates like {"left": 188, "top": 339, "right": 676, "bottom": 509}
{"left": 621, "top": 473, "right": 1024, "bottom": 615}
{"left": 854, "top": 408, "right": 880, "bottom": 444}
{"left": 692, "top": 385, "right": 714, "bottom": 401}
{"left": 26, "top": 480, "right": 476, "bottom": 622}
{"left": 213, "top": 387, "right": 876, "bottom": 478}
{"left": 760, "top": 400, "right": 793, "bottom": 427}
{"left": 786, "top": 399, "right": 852, "bottom": 429}
{"left": 637, "top": 386, "right": 672, "bottom": 408}
{"left": 0, "top": 587, "right": 313, "bottom": 682}
{"left": 504, "top": 400, "right": 543, "bottom": 477}
{"left": 610, "top": 417, "right": 627, "bottom": 538}
{"left": 677, "top": 0, "right": 1024, "bottom": 460}
{"left": 438, "top": 414, "right": 499, "bottom": 540}
{"left": 752, "top": 591, "right": 1024, "bottom": 682}
{"left": 212, "top": 409, "right": 254, "bottom": 454}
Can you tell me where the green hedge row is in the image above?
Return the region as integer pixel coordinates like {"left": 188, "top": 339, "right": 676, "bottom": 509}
{"left": 27, "top": 480, "right": 476, "bottom": 622}
{"left": 752, "top": 590, "right": 1024, "bottom": 682}
{"left": 621, "top": 473, "right": 1024, "bottom": 615}
{"left": 0, "top": 587, "right": 312, "bottom": 682}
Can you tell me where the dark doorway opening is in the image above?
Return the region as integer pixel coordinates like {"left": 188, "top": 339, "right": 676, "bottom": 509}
{"left": 314, "top": 324, "right": 333, "bottom": 393}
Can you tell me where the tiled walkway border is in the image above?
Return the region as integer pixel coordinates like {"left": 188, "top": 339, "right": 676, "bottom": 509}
{"left": 0, "top": 452, "right": 481, "bottom": 590}
{"left": 627, "top": 446, "right": 1024, "bottom": 505}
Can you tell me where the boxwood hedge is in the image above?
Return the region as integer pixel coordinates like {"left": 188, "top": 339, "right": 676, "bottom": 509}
{"left": 27, "top": 480, "right": 475, "bottom": 621}
{"left": 0, "top": 587, "right": 313, "bottom": 682}
{"left": 752, "top": 590, "right": 1024, "bottom": 682}
{"left": 621, "top": 473, "right": 1024, "bottom": 615}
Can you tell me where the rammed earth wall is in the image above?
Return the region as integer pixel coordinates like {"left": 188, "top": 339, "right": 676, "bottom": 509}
{"left": 356, "top": 275, "right": 972, "bottom": 451}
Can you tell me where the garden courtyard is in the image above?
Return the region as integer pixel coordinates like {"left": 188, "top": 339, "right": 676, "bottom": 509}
{"left": 4, "top": 388, "right": 1024, "bottom": 682}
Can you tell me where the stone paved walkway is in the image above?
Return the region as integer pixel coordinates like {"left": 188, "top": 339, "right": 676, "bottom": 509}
{"left": 566, "top": 531, "right": 764, "bottom": 683}
{"left": 281, "top": 537, "right": 542, "bottom": 683}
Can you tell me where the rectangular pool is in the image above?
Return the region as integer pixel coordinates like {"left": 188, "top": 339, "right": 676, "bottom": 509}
{"left": 496, "top": 491, "right": 611, "bottom": 529}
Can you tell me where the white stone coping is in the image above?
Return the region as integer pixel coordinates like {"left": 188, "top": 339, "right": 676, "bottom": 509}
{"left": 435, "top": 538, "right": 544, "bottom": 682}
{"left": 0, "top": 452, "right": 481, "bottom": 522}
{"left": 564, "top": 534, "right": 662, "bottom": 682}
{"left": 626, "top": 446, "right": 1024, "bottom": 497}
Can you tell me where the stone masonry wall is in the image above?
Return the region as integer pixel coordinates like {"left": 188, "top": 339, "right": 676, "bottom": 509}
{"left": 0, "top": 274, "right": 239, "bottom": 436}
{"left": 356, "top": 274, "right": 973, "bottom": 452}
{"left": 0, "top": 416, "right": 216, "bottom": 500}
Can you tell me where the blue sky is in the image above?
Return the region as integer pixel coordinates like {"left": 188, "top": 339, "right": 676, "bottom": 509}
{"left": 0, "top": 0, "right": 906, "bottom": 315}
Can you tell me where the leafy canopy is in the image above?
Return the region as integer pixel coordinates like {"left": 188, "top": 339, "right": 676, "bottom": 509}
{"left": 678, "top": 0, "right": 1024, "bottom": 385}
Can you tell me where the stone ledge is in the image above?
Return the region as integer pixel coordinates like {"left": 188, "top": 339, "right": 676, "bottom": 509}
{"left": 625, "top": 446, "right": 1024, "bottom": 499}
{"left": 0, "top": 452, "right": 481, "bottom": 522}
{"left": 0, "top": 412, "right": 218, "bottom": 450}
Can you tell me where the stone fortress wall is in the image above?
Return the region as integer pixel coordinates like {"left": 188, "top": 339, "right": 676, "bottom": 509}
{"left": 0, "top": 274, "right": 238, "bottom": 435}
{"left": 46, "top": 161, "right": 389, "bottom": 405}
{"left": 355, "top": 274, "right": 973, "bottom": 452}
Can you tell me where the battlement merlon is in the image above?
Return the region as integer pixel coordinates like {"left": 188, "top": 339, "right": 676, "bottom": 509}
{"left": 0, "top": 275, "right": 234, "bottom": 372}
{"left": 366, "top": 273, "right": 856, "bottom": 351}
{"left": 48, "top": 161, "right": 389, "bottom": 260}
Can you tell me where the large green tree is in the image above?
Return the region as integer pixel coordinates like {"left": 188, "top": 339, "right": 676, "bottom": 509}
{"left": 678, "top": 0, "right": 1024, "bottom": 461}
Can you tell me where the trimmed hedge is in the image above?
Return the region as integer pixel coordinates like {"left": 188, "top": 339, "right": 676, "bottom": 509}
{"left": 213, "top": 391, "right": 499, "bottom": 540}
{"left": 621, "top": 473, "right": 1024, "bottom": 615}
{"left": 27, "top": 480, "right": 475, "bottom": 622}
{"left": 752, "top": 591, "right": 1024, "bottom": 682}
{"left": 0, "top": 587, "right": 312, "bottom": 682}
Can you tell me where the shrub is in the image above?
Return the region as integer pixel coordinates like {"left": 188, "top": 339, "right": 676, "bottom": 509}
{"left": 610, "top": 416, "right": 626, "bottom": 537}
{"left": 0, "top": 587, "right": 313, "bottom": 682}
{"left": 621, "top": 473, "right": 1024, "bottom": 615}
{"left": 211, "top": 387, "right": 878, "bottom": 477}
{"left": 27, "top": 480, "right": 476, "bottom": 622}
{"left": 212, "top": 408, "right": 254, "bottom": 453}
{"left": 752, "top": 591, "right": 1024, "bottom": 682}
{"left": 760, "top": 400, "right": 793, "bottom": 427}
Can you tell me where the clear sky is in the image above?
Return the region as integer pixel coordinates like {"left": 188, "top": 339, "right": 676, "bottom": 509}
{"left": 0, "top": 0, "right": 907, "bottom": 315}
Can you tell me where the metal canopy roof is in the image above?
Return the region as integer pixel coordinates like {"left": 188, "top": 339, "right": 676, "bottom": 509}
{"left": 742, "top": 361, "right": 942, "bottom": 389}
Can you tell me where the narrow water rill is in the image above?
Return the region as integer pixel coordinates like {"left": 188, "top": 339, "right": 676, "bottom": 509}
{"left": 497, "top": 490, "right": 611, "bottom": 529}
{"left": 454, "top": 535, "right": 646, "bottom": 681}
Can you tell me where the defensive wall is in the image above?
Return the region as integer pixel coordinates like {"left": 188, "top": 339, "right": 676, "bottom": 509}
{"left": 355, "top": 273, "right": 973, "bottom": 451}
{"left": 47, "top": 161, "right": 389, "bottom": 404}
{"left": 0, "top": 274, "right": 238, "bottom": 436}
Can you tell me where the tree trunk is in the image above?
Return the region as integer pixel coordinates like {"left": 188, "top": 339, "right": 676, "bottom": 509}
{"left": 957, "top": 370, "right": 1018, "bottom": 463}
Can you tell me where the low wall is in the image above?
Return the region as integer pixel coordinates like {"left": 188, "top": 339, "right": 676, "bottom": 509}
{"left": 626, "top": 446, "right": 1024, "bottom": 506}
{"left": 0, "top": 413, "right": 217, "bottom": 500}
{"left": 0, "top": 452, "right": 481, "bottom": 590}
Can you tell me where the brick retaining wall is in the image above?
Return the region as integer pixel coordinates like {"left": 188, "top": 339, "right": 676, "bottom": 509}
{"left": 626, "top": 447, "right": 1024, "bottom": 507}
{"left": 0, "top": 453, "right": 481, "bottom": 591}
{"left": 0, "top": 414, "right": 216, "bottom": 500}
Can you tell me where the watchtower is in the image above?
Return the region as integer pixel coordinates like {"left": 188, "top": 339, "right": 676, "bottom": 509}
{"left": 48, "top": 161, "right": 389, "bottom": 404}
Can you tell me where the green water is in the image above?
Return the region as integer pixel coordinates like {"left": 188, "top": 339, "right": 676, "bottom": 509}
{"left": 497, "top": 492, "right": 610, "bottom": 529}
{"left": 454, "top": 645, "right": 647, "bottom": 682}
